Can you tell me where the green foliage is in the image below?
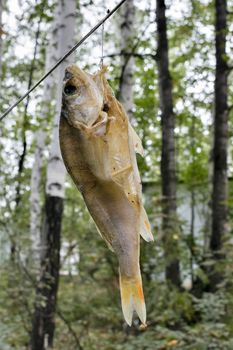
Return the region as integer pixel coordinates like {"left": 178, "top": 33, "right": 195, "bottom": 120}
{"left": 0, "top": 0, "right": 233, "bottom": 349}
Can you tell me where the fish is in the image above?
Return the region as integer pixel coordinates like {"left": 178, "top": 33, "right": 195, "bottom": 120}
{"left": 59, "top": 64, "right": 154, "bottom": 326}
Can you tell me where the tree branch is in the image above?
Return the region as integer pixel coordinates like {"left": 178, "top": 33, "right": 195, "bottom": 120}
{"left": 103, "top": 52, "right": 156, "bottom": 60}
{"left": 15, "top": 8, "right": 43, "bottom": 207}
{"left": 14, "top": 250, "right": 84, "bottom": 349}
{"left": 56, "top": 308, "right": 84, "bottom": 350}
{"left": 116, "top": 20, "right": 155, "bottom": 98}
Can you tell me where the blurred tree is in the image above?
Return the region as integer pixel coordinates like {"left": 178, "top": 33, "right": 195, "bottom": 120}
{"left": 117, "top": 0, "right": 135, "bottom": 121}
{"left": 156, "top": 0, "right": 180, "bottom": 286}
{"left": 30, "top": 0, "right": 60, "bottom": 262}
{"left": 1, "top": 0, "right": 233, "bottom": 349}
{"left": 0, "top": 0, "right": 3, "bottom": 76}
{"left": 30, "top": 0, "right": 77, "bottom": 348}
{"left": 209, "top": 0, "right": 229, "bottom": 289}
{"left": 6, "top": 0, "right": 44, "bottom": 264}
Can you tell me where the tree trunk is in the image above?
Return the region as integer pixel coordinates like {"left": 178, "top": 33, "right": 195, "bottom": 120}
{"left": 10, "top": 9, "right": 42, "bottom": 262}
{"left": 30, "top": 127, "right": 45, "bottom": 260}
{"left": 190, "top": 189, "right": 195, "bottom": 286}
{"left": 30, "top": 9, "right": 59, "bottom": 260}
{"left": 117, "top": 0, "right": 135, "bottom": 121}
{"left": 0, "top": 0, "right": 3, "bottom": 77}
{"left": 30, "top": 197, "right": 63, "bottom": 349}
{"left": 30, "top": 0, "right": 77, "bottom": 348}
{"left": 156, "top": 0, "right": 180, "bottom": 287}
{"left": 209, "top": 0, "right": 228, "bottom": 288}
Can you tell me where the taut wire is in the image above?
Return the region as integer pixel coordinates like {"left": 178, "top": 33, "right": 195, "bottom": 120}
{"left": 0, "top": 0, "right": 127, "bottom": 122}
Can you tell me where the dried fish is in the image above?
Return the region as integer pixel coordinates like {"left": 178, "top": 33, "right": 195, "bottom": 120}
{"left": 59, "top": 65, "right": 153, "bottom": 326}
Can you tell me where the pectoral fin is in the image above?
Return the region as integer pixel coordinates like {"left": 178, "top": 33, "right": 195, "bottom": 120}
{"left": 111, "top": 164, "right": 133, "bottom": 189}
{"left": 91, "top": 111, "right": 108, "bottom": 136}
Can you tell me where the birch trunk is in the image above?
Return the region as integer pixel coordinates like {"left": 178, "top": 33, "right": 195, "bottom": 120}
{"left": 209, "top": 0, "right": 228, "bottom": 289}
{"left": 30, "top": 130, "right": 45, "bottom": 258}
{"left": 29, "top": 13, "right": 59, "bottom": 258}
{"left": 117, "top": 0, "right": 135, "bottom": 121}
{"left": 11, "top": 9, "right": 42, "bottom": 261}
{"left": 156, "top": 0, "right": 180, "bottom": 287}
{"left": 30, "top": 1, "right": 77, "bottom": 348}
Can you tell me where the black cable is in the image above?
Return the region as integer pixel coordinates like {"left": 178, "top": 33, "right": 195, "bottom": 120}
{"left": 0, "top": 0, "right": 127, "bottom": 121}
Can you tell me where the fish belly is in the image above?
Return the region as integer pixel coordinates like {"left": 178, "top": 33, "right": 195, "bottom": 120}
{"left": 60, "top": 115, "right": 146, "bottom": 325}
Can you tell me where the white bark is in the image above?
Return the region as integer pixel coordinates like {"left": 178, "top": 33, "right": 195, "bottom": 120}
{"left": 30, "top": 6, "right": 61, "bottom": 253}
{"left": 46, "top": 0, "right": 76, "bottom": 198}
{"left": 30, "top": 0, "right": 76, "bottom": 253}
{"left": 30, "top": 129, "right": 45, "bottom": 254}
{"left": 118, "top": 0, "right": 136, "bottom": 121}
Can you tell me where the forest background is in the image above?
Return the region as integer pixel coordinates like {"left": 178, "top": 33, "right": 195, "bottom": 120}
{"left": 0, "top": 0, "right": 233, "bottom": 349}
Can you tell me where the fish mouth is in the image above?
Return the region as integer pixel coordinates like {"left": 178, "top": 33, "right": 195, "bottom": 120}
{"left": 62, "top": 65, "right": 105, "bottom": 128}
{"left": 63, "top": 82, "right": 78, "bottom": 96}
{"left": 63, "top": 66, "right": 79, "bottom": 97}
{"left": 63, "top": 68, "right": 90, "bottom": 99}
{"left": 63, "top": 68, "right": 78, "bottom": 97}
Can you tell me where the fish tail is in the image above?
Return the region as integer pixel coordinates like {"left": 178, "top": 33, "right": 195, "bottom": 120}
{"left": 119, "top": 269, "right": 146, "bottom": 326}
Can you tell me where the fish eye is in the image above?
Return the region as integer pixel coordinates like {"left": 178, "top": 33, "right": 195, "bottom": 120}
{"left": 64, "top": 84, "right": 77, "bottom": 95}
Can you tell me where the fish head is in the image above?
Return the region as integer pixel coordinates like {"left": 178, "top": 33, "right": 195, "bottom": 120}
{"left": 61, "top": 64, "right": 104, "bottom": 128}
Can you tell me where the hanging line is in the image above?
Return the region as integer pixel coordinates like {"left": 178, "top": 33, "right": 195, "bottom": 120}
{"left": 100, "top": 21, "right": 105, "bottom": 68}
{"left": 100, "top": 9, "right": 109, "bottom": 68}
{"left": 0, "top": 0, "right": 127, "bottom": 122}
